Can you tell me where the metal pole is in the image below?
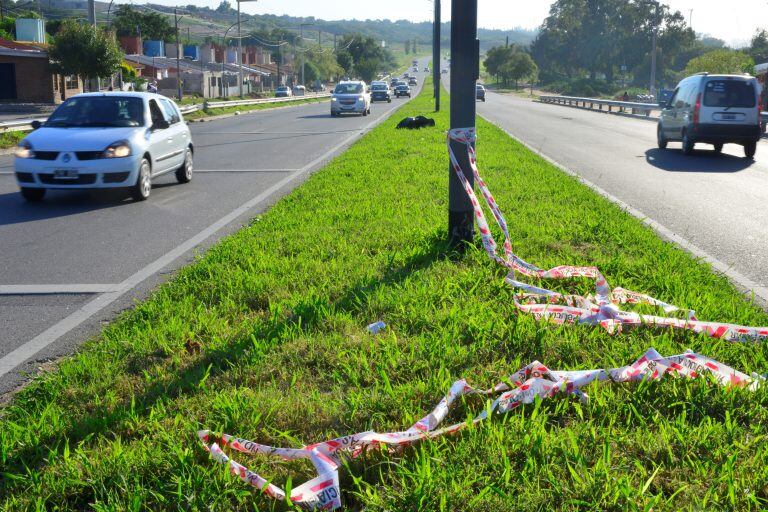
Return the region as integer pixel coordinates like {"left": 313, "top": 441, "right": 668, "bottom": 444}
{"left": 237, "top": 1, "right": 243, "bottom": 97}
{"left": 2, "top": 0, "right": 6, "bottom": 21}
{"left": 87, "top": 0, "right": 99, "bottom": 91}
{"left": 432, "top": 0, "right": 440, "bottom": 111}
{"left": 448, "top": 0, "right": 478, "bottom": 248}
{"left": 318, "top": 29, "right": 321, "bottom": 45}
{"left": 300, "top": 25, "right": 304, "bottom": 86}
{"left": 649, "top": 2, "right": 658, "bottom": 97}
{"left": 175, "top": 9, "right": 182, "bottom": 100}
{"left": 277, "top": 40, "right": 281, "bottom": 87}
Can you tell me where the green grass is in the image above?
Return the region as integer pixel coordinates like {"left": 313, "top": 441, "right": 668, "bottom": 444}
{"left": 0, "top": 131, "right": 25, "bottom": 150}
{"left": 184, "top": 96, "right": 329, "bottom": 120}
{"left": 3, "top": 78, "right": 768, "bottom": 511}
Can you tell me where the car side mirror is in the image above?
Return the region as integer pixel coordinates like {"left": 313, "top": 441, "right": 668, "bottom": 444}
{"left": 31, "top": 120, "right": 42, "bottom": 130}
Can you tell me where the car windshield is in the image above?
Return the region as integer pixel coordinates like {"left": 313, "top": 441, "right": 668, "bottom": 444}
{"left": 703, "top": 80, "right": 756, "bottom": 108}
{"left": 334, "top": 83, "right": 363, "bottom": 94}
{"left": 46, "top": 96, "right": 145, "bottom": 128}
{"left": 371, "top": 84, "right": 387, "bottom": 90}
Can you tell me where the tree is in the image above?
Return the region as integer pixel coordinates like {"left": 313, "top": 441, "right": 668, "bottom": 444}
{"left": 405, "top": 39, "right": 410, "bottom": 54}
{"left": 216, "top": 0, "right": 233, "bottom": 13}
{"left": 749, "top": 29, "right": 768, "bottom": 65}
{"left": 335, "top": 34, "right": 396, "bottom": 82}
{"left": 112, "top": 5, "right": 174, "bottom": 42}
{"left": 49, "top": 20, "right": 123, "bottom": 92}
{"left": 336, "top": 50, "right": 354, "bottom": 76}
{"left": 685, "top": 49, "right": 755, "bottom": 75}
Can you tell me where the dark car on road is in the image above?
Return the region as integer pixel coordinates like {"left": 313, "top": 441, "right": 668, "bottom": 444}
{"left": 275, "top": 86, "right": 292, "bottom": 98}
{"left": 408, "top": 77, "right": 418, "bottom": 86}
{"left": 476, "top": 84, "right": 486, "bottom": 102}
{"left": 394, "top": 84, "right": 411, "bottom": 98}
{"left": 370, "top": 83, "right": 392, "bottom": 103}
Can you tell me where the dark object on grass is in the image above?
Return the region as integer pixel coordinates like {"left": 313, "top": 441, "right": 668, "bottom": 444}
{"left": 396, "top": 116, "right": 436, "bottom": 129}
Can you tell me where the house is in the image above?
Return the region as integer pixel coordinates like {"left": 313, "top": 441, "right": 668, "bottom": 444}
{"left": 0, "top": 38, "right": 83, "bottom": 103}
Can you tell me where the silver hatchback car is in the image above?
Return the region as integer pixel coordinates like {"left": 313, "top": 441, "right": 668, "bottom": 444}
{"left": 14, "top": 92, "right": 193, "bottom": 201}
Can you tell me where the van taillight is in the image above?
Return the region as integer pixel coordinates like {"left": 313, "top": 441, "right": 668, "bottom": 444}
{"left": 693, "top": 93, "right": 702, "bottom": 125}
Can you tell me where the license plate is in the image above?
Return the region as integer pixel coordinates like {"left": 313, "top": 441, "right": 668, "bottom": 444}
{"left": 722, "top": 114, "right": 736, "bottom": 120}
{"left": 54, "top": 169, "right": 78, "bottom": 179}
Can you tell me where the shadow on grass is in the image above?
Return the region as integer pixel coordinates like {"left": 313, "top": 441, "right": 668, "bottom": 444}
{"left": 0, "top": 230, "right": 469, "bottom": 490}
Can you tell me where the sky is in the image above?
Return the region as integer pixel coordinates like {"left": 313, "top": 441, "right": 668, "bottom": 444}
{"left": 133, "top": 0, "right": 768, "bottom": 47}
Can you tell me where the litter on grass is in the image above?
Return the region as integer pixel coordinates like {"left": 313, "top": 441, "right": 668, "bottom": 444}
{"left": 199, "top": 348, "right": 759, "bottom": 510}
{"left": 366, "top": 321, "right": 387, "bottom": 334}
{"left": 448, "top": 127, "right": 768, "bottom": 342}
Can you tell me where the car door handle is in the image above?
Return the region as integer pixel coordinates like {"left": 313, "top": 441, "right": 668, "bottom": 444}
{"left": 167, "top": 138, "right": 174, "bottom": 143}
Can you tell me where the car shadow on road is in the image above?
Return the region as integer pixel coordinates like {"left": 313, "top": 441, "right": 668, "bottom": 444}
{"left": 644, "top": 148, "right": 754, "bottom": 173}
{"left": 0, "top": 189, "right": 132, "bottom": 226}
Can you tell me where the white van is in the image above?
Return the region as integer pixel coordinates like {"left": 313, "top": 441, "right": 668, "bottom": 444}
{"left": 658, "top": 73, "right": 761, "bottom": 158}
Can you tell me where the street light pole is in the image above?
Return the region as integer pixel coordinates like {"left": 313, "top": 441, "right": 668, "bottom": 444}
{"left": 432, "top": 0, "right": 440, "bottom": 111}
{"left": 236, "top": 0, "right": 258, "bottom": 97}
{"left": 448, "top": 0, "right": 478, "bottom": 248}
{"left": 175, "top": 8, "right": 182, "bottom": 100}
{"left": 299, "top": 22, "right": 314, "bottom": 86}
{"left": 648, "top": 0, "right": 659, "bottom": 97}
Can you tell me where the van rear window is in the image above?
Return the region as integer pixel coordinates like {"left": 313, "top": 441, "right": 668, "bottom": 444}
{"left": 703, "top": 80, "right": 756, "bottom": 108}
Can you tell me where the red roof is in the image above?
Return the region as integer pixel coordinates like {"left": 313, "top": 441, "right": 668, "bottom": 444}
{"left": 0, "top": 37, "right": 48, "bottom": 52}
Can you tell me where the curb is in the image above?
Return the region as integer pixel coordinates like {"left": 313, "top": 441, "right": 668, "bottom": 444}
{"left": 187, "top": 97, "right": 330, "bottom": 123}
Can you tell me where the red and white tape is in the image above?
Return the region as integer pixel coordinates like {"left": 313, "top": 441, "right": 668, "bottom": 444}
{"left": 199, "top": 348, "right": 759, "bottom": 510}
{"left": 448, "top": 127, "right": 768, "bottom": 342}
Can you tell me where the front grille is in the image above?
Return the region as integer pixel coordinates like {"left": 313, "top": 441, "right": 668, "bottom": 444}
{"left": 340, "top": 99, "right": 356, "bottom": 105}
{"left": 15, "top": 172, "right": 34, "bottom": 183}
{"left": 103, "top": 172, "right": 130, "bottom": 183}
{"left": 76, "top": 151, "right": 102, "bottom": 161}
{"left": 33, "top": 151, "right": 58, "bottom": 160}
{"left": 38, "top": 173, "right": 97, "bottom": 185}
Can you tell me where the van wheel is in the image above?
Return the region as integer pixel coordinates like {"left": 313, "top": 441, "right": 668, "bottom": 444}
{"left": 681, "top": 131, "right": 695, "bottom": 155}
{"left": 131, "top": 158, "right": 152, "bottom": 201}
{"left": 713, "top": 143, "right": 723, "bottom": 153}
{"left": 21, "top": 187, "right": 46, "bottom": 202}
{"left": 744, "top": 142, "right": 757, "bottom": 159}
{"left": 657, "top": 125, "right": 667, "bottom": 149}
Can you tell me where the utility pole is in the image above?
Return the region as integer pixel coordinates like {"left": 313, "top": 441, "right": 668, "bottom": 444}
{"left": 448, "top": 0, "right": 478, "bottom": 248}
{"left": 318, "top": 29, "right": 321, "bottom": 45}
{"left": 86, "top": 0, "right": 100, "bottom": 91}
{"left": 432, "top": 0, "right": 440, "bottom": 111}
{"left": 175, "top": 8, "right": 182, "bottom": 100}
{"left": 299, "top": 22, "right": 313, "bottom": 86}
{"left": 237, "top": 1, "right": 243, "bottom": 96}
{"left": 505, "top": 35, "right": 509, "bottom": 47}
{"left": 333, "top": 33, "right": 336, "bottom": 50}
{"left": 276, "top": 40, "right": 281, "bottom": 87}
{"left": 649, "top": 0, "right": 659, "bottom": 98}
{"left": 1, "top": 0, "right": 5, "bottom": 21}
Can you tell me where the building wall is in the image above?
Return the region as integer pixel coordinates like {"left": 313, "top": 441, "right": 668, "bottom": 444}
{"left": 119, "top": 36, "right": 142, "bottom": 55}
{"left": 0, "top": 55, "right": 53, "bottom": 102}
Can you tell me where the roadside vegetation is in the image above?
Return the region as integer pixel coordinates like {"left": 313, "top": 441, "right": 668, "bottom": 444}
{"left": 3, "top": 79, "right": 768, "bottom": 510}
{"left": 0, "top": 131, "right": 25, "bottom": 150}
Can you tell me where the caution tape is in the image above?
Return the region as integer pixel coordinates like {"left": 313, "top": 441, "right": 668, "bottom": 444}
{"left": 448, "top": 127, "right": 768, "bottom": 342}
{"left": 199, "top": 348, "right": 759, "bottom": 510}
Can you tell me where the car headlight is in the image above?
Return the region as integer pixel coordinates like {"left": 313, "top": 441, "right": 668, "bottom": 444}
{"left": 331, "top": 97, "right": 337, "bottom": 102}
{"left": 15, "top": 140, "right": 34, "bottom": 159}
{"left": 358, "top": 96, "right": 366, "bottom": 102}
{"left": 102, "top": 140, "right": 132, "bottom": 158}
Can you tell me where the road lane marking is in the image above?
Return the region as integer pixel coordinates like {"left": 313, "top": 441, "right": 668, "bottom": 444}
{"left": 0, "top": 85, "right": 420, "bottom": 380}
{"left": 195, "top": 130, "right": 360, "bottom": 135}
{"left": 0, "top": 284, "right": 120, "bottom": 295}
{"left": 485, "top": 119, "right": 768, "bottom": 306}
{"left": 195, "top": 169, "right": 300, "bottom": 173}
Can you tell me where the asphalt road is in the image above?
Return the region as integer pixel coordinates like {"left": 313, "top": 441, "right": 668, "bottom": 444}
{"left": 443, "top": 68, "right": 768, "bottom": 301}
{"left": 0, "top": 60, "right": 428, "bottom": 394}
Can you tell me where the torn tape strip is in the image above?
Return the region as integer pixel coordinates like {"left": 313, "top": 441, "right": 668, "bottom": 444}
{"left": 199, "top": 349, "right": 760, "bottom": 510}
{"left": 447, "top": 127, "right": 768, "bottom": 342}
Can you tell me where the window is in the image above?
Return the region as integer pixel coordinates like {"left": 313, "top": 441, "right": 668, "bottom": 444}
{"left": 210, "top": 77, "right": 217, "bottom": 87}
{"left": 334, "top": 83, "right": 363, "bottom": 94}
{"left": 148, "top": 99, "right": 167, "bottom": 127}
{"left": 65, "top": 75, "right": 79, "bottom": 90}
{"left": 45, "top": 96, "right": 145, "bottom": 127}
{"left": 159, "top": 99, "right": 181, "bottom": 124}
{"left": 703, "top": 80, "right": 756, "bottom": 108}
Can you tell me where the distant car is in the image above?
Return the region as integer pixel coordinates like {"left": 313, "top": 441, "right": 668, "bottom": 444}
{"left": 370, "top": 83, "right": 392, "bottom": 103}
{"left": 408, "top": 77, "right": 418, "bottom": 86}
{"left": 390, "top": 77, "right": 399, "bottom": 87}
{"left": 423, "top": 67, "right": 429, "bottom": 72}
{"left": 476, "top": 84, "right": 486, "bottom": 102}
{"left": 14, "top": 92, "right": 193, "bottom": 202}
{"left": 394, "top": 84, "right": 411, "bottom": 98}
{"left": 658, "top": 73, "right": 761, "bottom": 158}
{"left": 331, "top": 80, "right": 371, "bottom": 116}
{"left": 441, "top": 69, "right": 448, "bottom": 74}
{"left": 275, "top": 86, "right": 292, "bottom": 97}
{"left": 292, "top": 85, "right": 306, "bottom": 96}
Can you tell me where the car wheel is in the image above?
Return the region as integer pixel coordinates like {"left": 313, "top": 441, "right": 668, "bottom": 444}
{"left": 657, "top": 125, "right": 668, "bottom": 149}
{"left": 713, "top": 143, "right": 723, "bottom": 153}
{"left": 388, "top": 98, "right": 391, "bottom": 103}
{"left": 681, "top": 130, "right": 695, "bottom": 155}
{"left": 175, "top": 148, "right": 193, "bottom": 183}
{"left": 367, "top": 107, "right": 371, "bottom": 115}
{"left": 362, "top": 109, "right": 368, "bottom": 117}
{"left": 131, "top": 158, "right": 152, "bottom": 201}
{"left": 20, "top": 187, "right": 45, "bottom": 202}
{"left": 744, "top": 141, "right": 757, "bottom": 159}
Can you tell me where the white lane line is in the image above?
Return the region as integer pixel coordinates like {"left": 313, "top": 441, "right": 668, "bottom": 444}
{"left": 195, "top": 169, "right": 300, "bottom": 173}
{"left": 0, "top": 284, "right": 121, "bottom": 295}
{"left": 485, "top": 119, "right": 768, "bottom": 305}
{"left": 195, "top": 130, "right": 359, "bottom": 135}
{"left": 0, "top": 94, "right": 410, "bottom": 379}
{"left": 0, "top": 171, "right": 13, "bottom": 175}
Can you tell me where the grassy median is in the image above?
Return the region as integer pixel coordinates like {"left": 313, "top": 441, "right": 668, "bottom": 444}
{"left": 0, "top": 131, "right": 25, "bottom": 150}
{"left": 184, "top": 96, "right": 329, "bottom": 121}
{"left": 3, "top": 79, "right": 768, "bottom": 511}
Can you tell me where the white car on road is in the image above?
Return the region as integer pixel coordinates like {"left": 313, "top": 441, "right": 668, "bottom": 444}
{"left": 330, "top": 81, "right": 371, "bottom": 116}
{"left": 14, "top": 92, "right": 193, "bottom": 202}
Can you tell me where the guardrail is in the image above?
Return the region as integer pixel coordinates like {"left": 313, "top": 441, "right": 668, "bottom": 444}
{"left": 0, "top": 118, "right": 46, "bottom": 133}
{"left": 540, "top": 94, "right": 768, "bottom": 129}
{"left": 203, "top": 92, "right": 331, "bottom": 110}
{"left": 539, "top": 95, "right": 659, "bottom": 116}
